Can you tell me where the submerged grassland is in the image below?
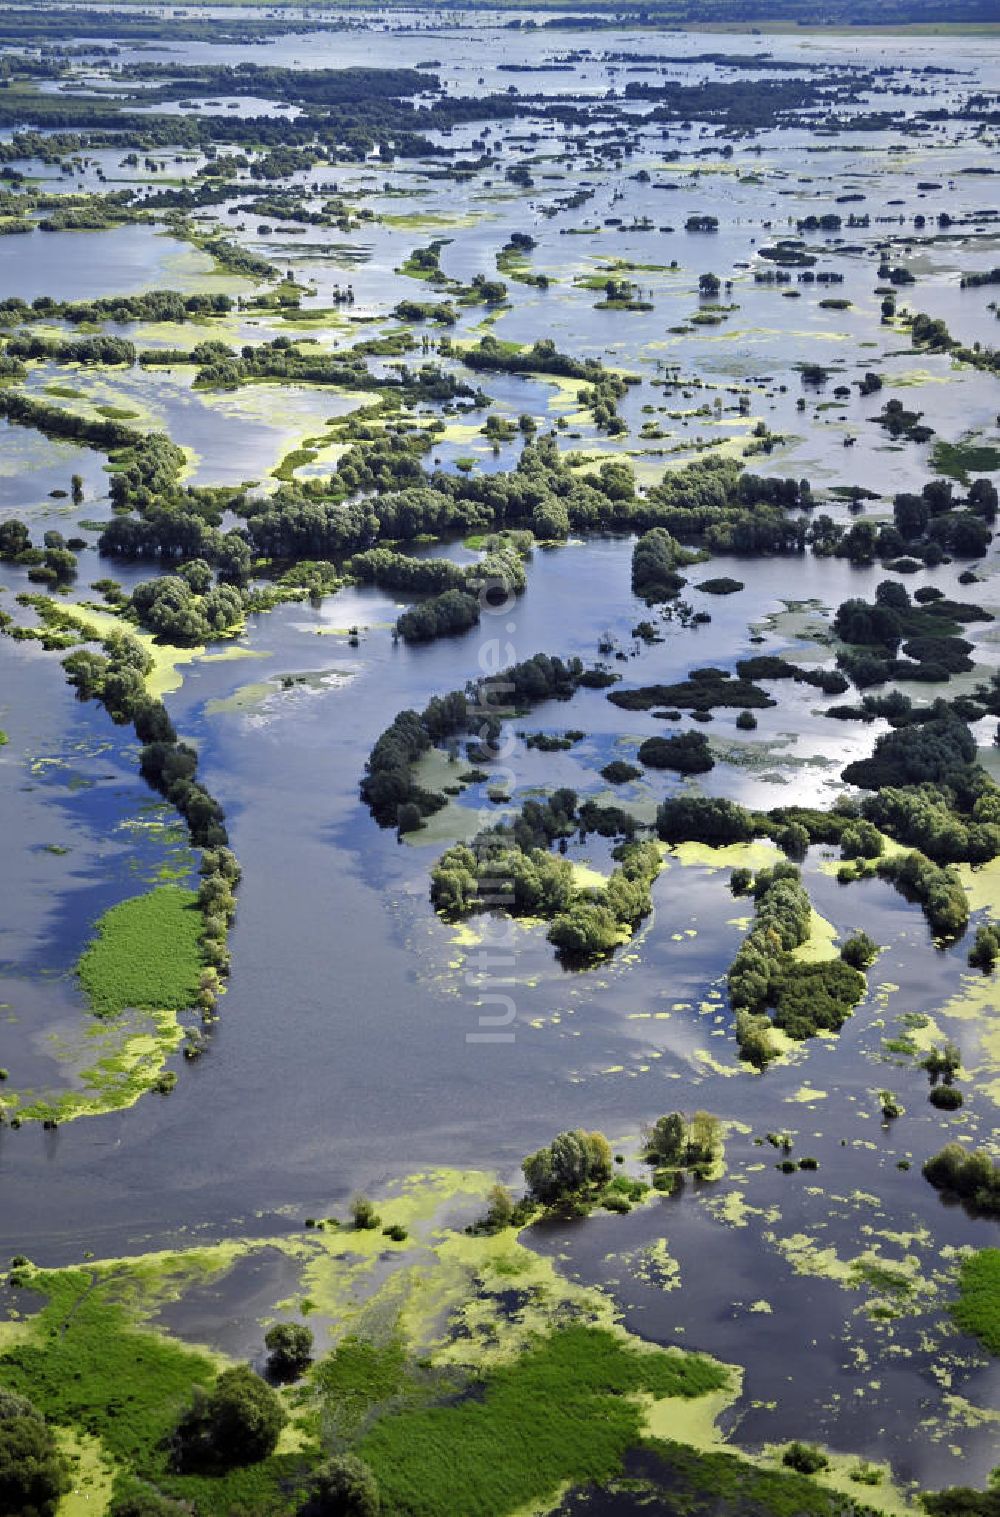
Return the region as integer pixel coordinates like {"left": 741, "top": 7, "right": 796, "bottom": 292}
{"left": 77, "top": 885, "right": 204, "bottom": 1018}
{"left": 0, "top": 1169, "right": 924, "bottom": 1517}
{"left": 952, "top": 1249, "right": 1000, "bottom": 1357}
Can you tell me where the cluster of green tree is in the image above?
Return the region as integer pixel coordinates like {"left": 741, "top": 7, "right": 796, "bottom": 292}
{"left": 396, "top": 587, "right": 481, "bottom": 643}
{"left": 656, "top": 794, "right": 755, "bottom": 845}
{"left": 873, "top": 397, "right": 934, "bottom": 446}
{"left": 172, "top": 1364, "right": 284, "bottom": 1473}
{"left": 350, "top": 546, "right": 469, "bottom": 595}
{"left": 0, "top": 388, "right": 142, "bottom": 452}
{"left": 923, "top": 1144, "right": 1000, "bottom": 1216}
{"left": 0, "top": 350, "right": 24, "bottom": 381}
{"left": 400, "top": 241, "right": 450, "bottom": 283}
{"left": 624, "top": 72, "right": 876, "bottom": 130}
{"left": 124, "top": 60, "right": 438, "bottom": 109}
{"left": 910, "top": 310, "right": 1000, "bottom": 377}
{"left": 580, "top": 369, "right": 632, "bottom": 435}
{"left": 922, "top": 1041, "right": 962, "bottom": 1097}
{"left": 59, "top": 627, "right": 229, "bottom": 852}
{"left": 6, "top": 331, "right": 136, "bottom": 365}
{"left": 392, "top": 298, "right": 457, "bottom": 325}
{"left": 727, "top": 862, "right": 868, "bottom": 1065}
{"left": 497, "top": 233, "right": 548, "bottom": 289}
{"left": 399, "top": 247, "right": 507, "bottom": 306}
{"left": 841, "top": 709, "right": 978, "bottom": 791}
{"left": 833, "top": 581, "right": 993, "bottom": 686}
{"left": 654, "top": 780, "right": 991, "bottom": 931}
{"left": 100, "top": 504, "right": 253, "bottom": 587}
{"left": 960, "top": 268, "right": 1000, "bottom": 289}
{"left": 578, "top": 800, "right": 640, "bottom": 840}
{"left": 522, "top": 1128, "right": 613, "bottom": 1207}
{"left": 641, "top": 1110, "right": 722, "bottom": 1187}
{"left": 462, "top": 333, "right": 602, "bottom": 382}
{"left": 37, "top": 197, "right": 137, "bottom": 233}
{"left": 108, "top": 432, "right": 190, "bottom": 513}
{"left": 489, "top": 790, "right": 581, "bottom": 854}
{"left": 631, "top": 527, "right": 702, "bottom": 601}
{"left": 140, "top": 332, "right": 485, "bottom": 410}
{"left": 198, "top": 236, "right": 276, "bottom": 281}
{"left": 0, "top": 520, "right": 79, "bottom": 584}
{"left": 431, "top": 835, "right": 574, "bottom": 921}
{"left": 735, "top": 654, "right": 849, "bottom": 696}
{"left": 637, "top": 731, "right": 713, "bottom": 774}
{"left": 267, "top": 1321, "right": 314, "bottom": 1386}
{"left": 138, "top": 726, "right": 229, "bottom": 850}
{"left": 96, "top": 434, "right": 813, "bottom": 596}
{"left": 894, "top": 476, "right": 997, "bottom": 539}
{"left": 0, "top": 1386, "right": 69, "bottom": 1517}
{"left": 858, "top": 777, "right": 1000, "bottom": 865}
{"left": 130, "top": 568, "right": 245, "bottom": 645}
{"left": 188, "top": 847, "right": 240, "bottom": 1002}
{"left": 825, "top": 689, "right": 916, "bottom": 725}
{"left": 362, "top": 653, "right": 592, "bottom": 827}
{"left": 548, "top": 840, "right": 662, "bottom": 962}
{"left": 602, "top": 760, "right": 642, "bottom": 785}
{"left": 594, "top": 277, "right": 652, "bottom": 313}
{"left": 29, "top": 533, "right": 79, "bottom": 588}
{"left": 0, "top": 9, "right": 342, "bottom": 42}
{"left": 351, "top": 542, "right": 525, "bottom": 608}
{"left": 468, "top": 1180, "right": 536, "bottom": 1235}
{"left": 62, "top": 628, "right": 160, "bottom": 725}
{"left": 698, "top": 577, "right": 743, "bottom": 595}
{"left": 523, "top": 729, "right": 585, "bottom": 753}
{"left": 969, "top": 922, "right": 1000, "bottom": 971}
{"left": 924, "top": 1483, "right": 1000, "bottom": 1517}
{"left": 869, "top": 849, "right": 969, "bottom": 941}
{"left": 808, "top": 483, "right": 995, "bottom": 570}
{"left": 0, "top": 290, "right": 232, "bottom": 326}
{"left": 0, "top": 78, "right": 531, "bottom": 163}
{"left": 430, "top": 781, "right": 660, "bottom": 961}
{"left": 610, "top": 665, "right": 775, "bottom": 715}
{"left": 639, "top": 456, "right": 811, "bottom": 557}
{"left": 461, "top": 274, "right": 510, "bottom": 308}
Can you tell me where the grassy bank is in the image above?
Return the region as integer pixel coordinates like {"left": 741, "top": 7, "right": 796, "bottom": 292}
{"left": 77, "top": 884, "right": 204, "bottom": 1018}
{"left": 358, "top": 1324, "right": 725, "bottom": 1516}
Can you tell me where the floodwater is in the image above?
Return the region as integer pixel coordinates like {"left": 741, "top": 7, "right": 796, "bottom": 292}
{"left": 0, "top": 13, "right": 998, "bottom": 1493}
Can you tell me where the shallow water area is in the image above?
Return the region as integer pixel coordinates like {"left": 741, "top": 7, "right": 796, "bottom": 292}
{"left": 0, "top": 11, "right": 998, "bottom": 1507}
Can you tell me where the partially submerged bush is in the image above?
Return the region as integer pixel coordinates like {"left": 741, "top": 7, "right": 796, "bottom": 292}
{"left": 264, "top": 1321, "right": 313, "bottom": 1381}
{"left": 174, "top": 1365, "right": 285, "bottom": 1470}
{"left": 304, "top": 1454, "right": 380, "bottom": 1516}
{"left": 782, "top": 1441, "right": 829, "bottom": 1474}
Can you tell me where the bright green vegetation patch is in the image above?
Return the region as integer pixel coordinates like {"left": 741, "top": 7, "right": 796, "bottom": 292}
{"left": 640, "top": 1439, "right": 874, "bottom": 1517}
{"left": 77, "top": 884, "right": 204, "bottom": 1017}
{"left": 358, "top": 1323, "right": 726, "bottom": 1517}
{"left": 0, "top": 1172, "right": 738, "bottom": 1517}
{"left": 952, "top": 1249, "right": 1000, "bottom": 1355}
{"left": 315, "top": 1334, "right": 442, "bottom": 1444}
{"left": 95, "top": 404, "right": 141, "bottom": 421}
{"left": 272, "top": 444, "right": 319, "bottom": 481}
{"left": 0, "top": 1265, "right": 308, "bottom": 1516}
{"left": 930, "top": 437, "right": 1000, "bottom": 484}
{"left": 0, "top": 729, "right": 7, "bottom": 745}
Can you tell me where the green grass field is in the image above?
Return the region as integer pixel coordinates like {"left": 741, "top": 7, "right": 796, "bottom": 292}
{"left": 0, "top": 1250, "right": 901, "bottom": 1517}
{"left": 357, "top": 1324, "right": 727, "bottom": 1516}
{"left": 77, "top": 884, "right": 204, "bottom": 1017}
{"left": 931, "top": 439, "right": 1000, "bottom": 485}
{"left": 0, "top": 1266, "right": 309, "bottom": 1515}
{"left": 952, "top": 1248, "right": 1000, "bottom": 1355}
